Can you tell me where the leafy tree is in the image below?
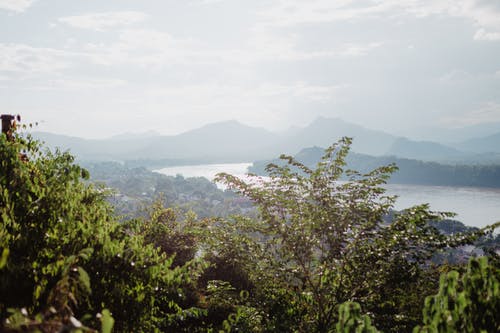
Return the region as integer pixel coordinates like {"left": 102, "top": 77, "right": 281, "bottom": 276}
{"left": 0, "top": 126, "right": 204, "bottom": 331}
{"left": 336, "top": 301, "right": 379, "bottom": 333}
{"left": 140, "top": 201, "right": 202, "bottom": 268}
{"left": 215, "top": 137, "right": 499, "bottom": 332}
{"left": 414, "top": 256, "right": 500, "bottom": 333}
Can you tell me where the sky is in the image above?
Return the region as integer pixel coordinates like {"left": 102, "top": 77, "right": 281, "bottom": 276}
{"left": 1, "top": 0, "right": 500, "bottom": 139}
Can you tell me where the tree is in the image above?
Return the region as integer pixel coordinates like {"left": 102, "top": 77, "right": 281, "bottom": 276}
{"left": 0, "top": 126, "right": 204, "bottom": 331}
{"left": 414, "top": 256, "right": 500, "bottom": 333}
{"left": 336, "top": 301, "right": 380, "bottom": 333}
{"left": 215, "top": 137, "right": 499, "bottom": 332}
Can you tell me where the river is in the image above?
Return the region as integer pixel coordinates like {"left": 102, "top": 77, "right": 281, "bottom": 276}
{"left": 154, "top": 163, "right": 500, "bottom": 228}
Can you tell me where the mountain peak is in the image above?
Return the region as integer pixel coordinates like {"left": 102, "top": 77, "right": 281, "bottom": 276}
{"left": 309, "top": 116, "right": 343, "bottom": 125}
{"left": 109, "top": 130, "right": 161, "bottom": 140}
{"left": 205, "top": 119, "right": 245, "bottom": 128}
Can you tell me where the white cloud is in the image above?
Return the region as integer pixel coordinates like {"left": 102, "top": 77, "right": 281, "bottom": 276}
{"left": 438, "top": 69, "right": 472, "bottom": 83}
{"left": 58, "top": 11, "right": 148, "bottom": 31}
{"left": 31, "top": 77, "right": 127, "bottom": 91}
{"left": 0, "top": 0, "right": 35, "bottom": 12}
{"left": 0, "top": 43, "right": 72, "bottom": 74}
{"left": 337, "top": 42, "right": 384, "bottom": 57}
{"left": 242, "top": 25, "right": 385, "bottom": 64}
{"left": 257, "top": 0, "right": 382, "bottom": 27}
{"left": 0, "top": 43, "right": 131, "bottom": 93}
{"left": 149, "top": 82, "right": 343, "bottom": 101}
{"left": 78, "top": 26, "right": 383, "bottom": 69}
{"left": 129, "top": 81, "right": 346, "bottom": 131}
{"left": 82, "top": 29, "right": 217, "bottom": 67}
{"left": 441, "top": 102, "right": 500, "bottom": 126}
{"left": 193, "top": 0, "right": 227, "bottom": 4}
{"left": 257, "top": 0, "right": 500, "bottom": 41}
{"left": 474, "top": 28, "right": 500, "bottom": 40}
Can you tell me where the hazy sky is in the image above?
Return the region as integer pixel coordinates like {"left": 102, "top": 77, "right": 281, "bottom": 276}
{"left": 1, "top": 0, "right": 500, "bottom": 138}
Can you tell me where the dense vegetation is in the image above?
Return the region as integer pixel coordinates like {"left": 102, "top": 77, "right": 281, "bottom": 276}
{"left": 83, "top": 161, "right": 253, "bottom": 219}
{"left": 1, "top": 128, "right": 499, "bottom": 332}
{"left": 250, "top": 146, "right": 500, "bottom": 188}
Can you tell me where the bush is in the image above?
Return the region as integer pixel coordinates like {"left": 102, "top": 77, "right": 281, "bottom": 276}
{"left": 415, "top": 256, "right": 500, "bottom": 333}
{"left": 0, "top": 128, "right": 204, "bottom": 331}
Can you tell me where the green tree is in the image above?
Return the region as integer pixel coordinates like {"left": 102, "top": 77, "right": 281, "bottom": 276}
{"left": 0, "top": 126, "right": 204, "bottom": 331}
{"left": 215, "top": 137, "right": 499, "bottom": 332}
{"left": 336, "top": 301, "right": 380, "bottom": 333}
{"left": 414, "top": 256, "right": 500, "bottom": 333}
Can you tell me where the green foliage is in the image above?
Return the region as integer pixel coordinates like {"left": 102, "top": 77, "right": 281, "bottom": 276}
{"left": 414, "top": 256, "right": 500, "bottom": 333}
{"left": 140, "top": 201, "right": 202, "bottom": 267}
{"left": 3, "top": 307, "right": 114, "bottom": 333}
{"left": 336, "top": 302, "right": 380, "bottom": 333}
{"left": 0, "top": 128, "right": 204, "bottom": 331}
{"left": 0, "top": 248, "right": 8, "bottom": 269}
{"left": 215, "top": 137, "right": 499, "bottom": 332}
{"left": 86, "top": 161, "right": 251, "bottom": 219}
{"left": 2, "top": 128, "right": 499, "bottom": 332}
{"left": 100, "top": 309, "right": 114, "bottom": 333}
{"left": 203, "top": 280, "right": 262, "bottom": 333}
{"left": 249, "top": 146, "right": 500, "bottom": 188}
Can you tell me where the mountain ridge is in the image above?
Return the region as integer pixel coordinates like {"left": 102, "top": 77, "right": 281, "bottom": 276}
{"left": 30, "top": 117, "right": 500, "bottom": 165}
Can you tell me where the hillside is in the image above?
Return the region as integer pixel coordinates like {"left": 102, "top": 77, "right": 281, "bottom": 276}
{"left": 249, "top": 146, "right": 500, "bottom": 188}
{"left": 277, "top": 117, "right": 396, "bottom": 156}
{"left": 31, "top": 117, "right": 500, "bottom": 165}
{"left": 457, "top": 131, "right": 500, "bottom": 153}
{"left": 386, "top": 137, "right": 464, "bottom": 161}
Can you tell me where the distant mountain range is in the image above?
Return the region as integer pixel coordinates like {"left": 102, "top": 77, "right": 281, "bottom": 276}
{"left": 30, "top": 117, "right": 500, "bottom": 165}
{"left": 249, "top": 146, "right": 500, "bottom": 188}
{"left": 386, "top": 138, "right": 464, "bottom": 161}
{"left": 456, "top": 132, "right": 500, "bottom": 154}
{"left": 406, "top": 121, "right": 500, "bottom": 143}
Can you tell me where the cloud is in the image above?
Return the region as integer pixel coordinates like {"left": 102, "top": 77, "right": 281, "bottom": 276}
{"left": 0, "top": 0, "right": 35, "bottom": 12}
{"left": 474, "top": 28, "right": 500, "bottom": 40}
{"left": 127, "top": 81, "right": 347, "bottom": 131}
{"left": 58, "top": 11, "right": 148, "bottom": 31}
{"left": 193, "top": 0, "right": 227, "bottom": 4}
{"left": 78, "top": 26, "right": 383, "bottom": 70}
{"left": 441, "top": 102, "right": 500, "bottom": 126}
{"left": 0, "top": 43, "right": 130, "bottom": 92}
{"left": 0, "top": 43, "right": 72, "bottom": 74}
{"left": 31, "top": 77, "right": 127, "bottom": 91}
{"left": 81, "top": 29, "right": 217, "bottom": 67}
{"left": 148, "top": 82, "right": 344, "bottom": 101}
{"left": 257, "top": 0, "right": 382, "bottom": 27}
{"left": 257, "top": 0, "right": 500, "bottom": 41}
{"left": 438, "top": 69, "right": 472, "bottom": 83}
{"left": 337, "top": 42, "right": 383, "bottom": 57}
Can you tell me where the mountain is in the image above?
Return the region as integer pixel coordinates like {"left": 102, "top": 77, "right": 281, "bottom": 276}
{"left": 31, "top": 117, "right": 398, "bottom": 162}
{"left": 249, "top": 146, "right": 500, "bottom": 188}
{"left": 386, "top": 138, "right": 464, "bottom": 161}
{"left": 279, "top": 117, "right": 396, "bottom": 156}
{"left": 32, "top": 131, "right": 159, "bottom": 161}
{"left": 31, "top": 117, "right": 499, "bottom": 165}
{"left": 130, "top": 120, "right": 279, "bottom": 161}
{"left": 456, "top": 131, "right": 500, "bottom": 154}
{"left": 32, "top": 121, "right": 281, "bottom": 163}
{"left": 404, "top": 122, "right": 500, "bottom": 143}
{"left": 109, "top": 131, "right": 161, "bottom": 141}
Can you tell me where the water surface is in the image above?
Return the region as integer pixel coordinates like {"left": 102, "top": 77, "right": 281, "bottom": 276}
{"left": 155, "top": 163, "right": 500, "bottom": 228}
